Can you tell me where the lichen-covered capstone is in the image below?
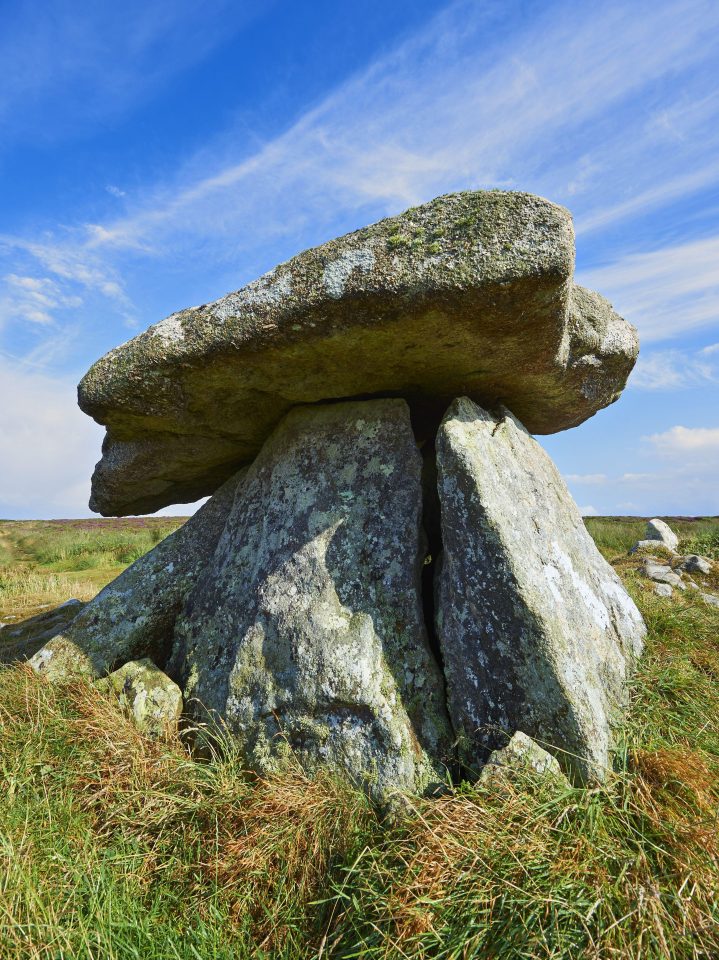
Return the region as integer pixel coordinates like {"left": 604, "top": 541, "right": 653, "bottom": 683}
{"left": 172, "top": 399, "right": 453, "bottom": 798}
{"left": 29, "top": 471, "right": 244, "bottom": 681}
{"left": 98, "top": 658, "right": 183, "bottom": 738}
{"left": 435, "top": 398, "right": 646, "bottom": 783}
{"left": 79, "top": 190, "right": 639, "bottom": 515}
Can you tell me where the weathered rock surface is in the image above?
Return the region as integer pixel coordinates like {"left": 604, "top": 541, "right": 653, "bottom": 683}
{"left": 641, "top": 560, "right": 685, "bottom": 590}
{"left": 653, "top": 583, "right": 673, "bottom": 599}
{"left": 0, "top": 600, "right": 85, "bottom": 664}
{"left": 172, "top": 399, "right": 453, "bottom": 798}
{"left": 435, "top": 397, "right": 646, "bottom": 783}
{"left": 79, "top": 190, "right": 639, "bottom": 515}
{"left": 98, "top": 658, "right": 183, "bottom": 738}
{"left": 680, "top": 554, "right": 712, "bottom": 575}
{"left": 29, "top": 472, "right": 244, "bottom": 681}
{"left": 701, "top": 592, "right": 719, "bottom": 608}
{"left": 478, "top": 731, "right": 568, "bottom": 786}
{"left": 629, "top": 539, "right": 676, "bottom": 556}
{"left": 645, "top": 518, "right": 679, "bottom": 552}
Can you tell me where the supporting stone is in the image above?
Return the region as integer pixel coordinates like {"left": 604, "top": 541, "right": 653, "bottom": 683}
{"left": 29, "top": 471, "right": 245, "bottom": 681}
{"left": 172, "top": 399, "right": 453, "bottom": 799}
{"left": 435, "top": 398, "right": 646, "bottom": 782}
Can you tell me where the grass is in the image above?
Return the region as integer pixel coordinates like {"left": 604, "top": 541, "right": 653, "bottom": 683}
{"left": 0, "top": 518, "right": 185, "bottom": 620}
{"left": 0, "top": 516, "right": 718, "bottom": 958}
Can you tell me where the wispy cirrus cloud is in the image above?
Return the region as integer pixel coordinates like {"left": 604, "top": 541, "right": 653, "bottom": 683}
{"left": 580, "top": 235, "right": 719, "bottom": 343}
{"left": 4, "top": 0, "right": 719, "bottom": 350}
{"left": 630, "top": 346, "right": 719, "bottom": 390}
{"left": 0, "top": 274, "right": 82, "bottom": 327}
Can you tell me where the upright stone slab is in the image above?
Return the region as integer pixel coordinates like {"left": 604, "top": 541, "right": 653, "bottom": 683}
{"left": 173, "top": 399, "right": 452, "bottom": 798}
{"left": 30, "top": 471, "right": 245, "bottom": 681}
{"left": 435, "top": 398, "right": 646, "bottom": 782}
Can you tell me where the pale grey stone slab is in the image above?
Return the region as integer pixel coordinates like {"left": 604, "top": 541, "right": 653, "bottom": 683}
{"left": 645, "top": 518, "right": 679, "bottom": 552}
{"left": 435, "top": 397, "right": 646, "bottom": 783}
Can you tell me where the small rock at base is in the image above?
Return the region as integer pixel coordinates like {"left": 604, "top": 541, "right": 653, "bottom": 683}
{"left": 629, "top": 540, "right": 676, "bottom": 556}
{"left": 641, "top": 560, "right": 685, "bottom": 590}
{"left": 700, "top": 593, "right": 719, "bottom": 608}
{"left": 653, "top": 583, "right": 673, "bottom": 599}
{"left": 479, "top": 732, "right": 569, "bottom": 786}
{"left": 680, "top": 554, "right": 713, "bottom": 575}
{"left": 98, "top": 658, "right": 183, "bottom": 739}
{"left": 645, "top": 519, "right": 679, "bottom": 552}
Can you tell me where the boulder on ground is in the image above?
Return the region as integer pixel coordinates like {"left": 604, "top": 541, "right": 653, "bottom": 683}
{"left": 645, "top": 519, "right": 679, "bottom": 552}
{"left": 653, "top": 583, "right": 673, "bottom": 599}
{"left": 29, "top": 472, "right": 244, "bottom": 681}
{"left": 98, "top": 658, "right": 183, "bottom": 738}
{"left": 478, "top": 731, "right": 569, "bottom": 786}
{"left": 435, "top": 397, "right": 646, "bottom": 783}
{"left": 680, "top": 554, "right": 713, "bottom": 575}
{"left": 641, "top": 560, "right": 685, "bottom": 590}
{"left": 701, "top": 593, "right": 719, "bottom": 608}
{"left": 629, "top": 540, "right": 675, "bottom": 556}
{"left": 78, "top": 190, "right": 639, "bottom": 515}
{"left": 172, "top": 399, "right": 453, "bottom": 799}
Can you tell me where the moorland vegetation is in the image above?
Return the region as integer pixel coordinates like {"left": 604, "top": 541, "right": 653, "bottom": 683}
{"left": 1, "top": 515, "right": 718, "bottom": 959}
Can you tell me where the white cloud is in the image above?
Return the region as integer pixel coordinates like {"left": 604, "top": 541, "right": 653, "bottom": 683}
{"left": 106, "top": 185, "right": 126, "bottom": 198}
{"left": 564, "top": 473, "right": 608, "bottom": 484}
{"left": 580, "top": 234, "right": 719, "bottom": 343}
{"left": 579, "top": 505, "right": 599, "bottom": 516}
{"left": 630, "top": 347, "right": 718, "bottom": 389}
{"left": 645, "top": 425, "right": 719, "bottom": 457}
{"left": 0, "top": 359, "right": 102, "bottom": 517}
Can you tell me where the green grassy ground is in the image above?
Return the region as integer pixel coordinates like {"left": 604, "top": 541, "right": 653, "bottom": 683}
{"left": 0, "top": 518, "right": 185, "bottom": 621}
{"left": 1, "top": 517, "right": 718, "bottom": 959}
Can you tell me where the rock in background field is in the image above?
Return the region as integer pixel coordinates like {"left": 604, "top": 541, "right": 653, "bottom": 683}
{"left": 435, "top": 398, "right": 646, "bottom": 782}
{"left": 172, "top": 399, "right": 453, "bottom": 798}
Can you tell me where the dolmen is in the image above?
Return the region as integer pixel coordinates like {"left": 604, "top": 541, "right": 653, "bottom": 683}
{"left": 30, "top": 190, "right": 646, "bottom": 797}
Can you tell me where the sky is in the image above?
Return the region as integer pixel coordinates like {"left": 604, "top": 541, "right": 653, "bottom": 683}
{"left": 0, "top": 0, "right": 718, "bottom": 519}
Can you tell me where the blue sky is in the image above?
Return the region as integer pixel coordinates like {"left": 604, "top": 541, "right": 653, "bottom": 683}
{"left": 1, "top": 0, "right": 718, "bottom": 519}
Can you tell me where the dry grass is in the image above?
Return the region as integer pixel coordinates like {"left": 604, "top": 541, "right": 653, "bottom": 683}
{"left": 0, "top": 516, "right": 718, "bottom": 958}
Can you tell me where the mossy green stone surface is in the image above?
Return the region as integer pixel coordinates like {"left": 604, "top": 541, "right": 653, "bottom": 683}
{"left": 98, "top": 658, "right": 183, "bottom": 738}
{"left": 172, "top": 399, "right": 453, "bottom": 798}
{"left": 78, "top": 190, "right": 639, "bottom": 515}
